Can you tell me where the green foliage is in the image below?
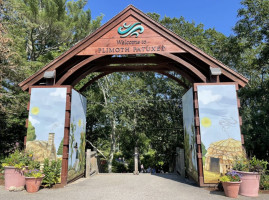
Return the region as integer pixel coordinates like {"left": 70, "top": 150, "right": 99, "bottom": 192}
{"left": 226, "top": 0, "right": 269, "bottom": 161}
{"left": 220, "top": 175, "right": 231, "bottom": 182}
{"left": 249, "top": 156, "right": 268, "bottom": 173}
{"left": 42, "top": 159, "right": 61, "bottom": 188}
{"left": 233, "top": 157, "right": 249, "bottom": 172}
{"left": 24, "top": 169, "right": 43, "bottom": 178}
{"left": 26, "top": 121, "right": 36, "bottom": 141}
{"left": 112, "top": 160, "right": 128, "bottom": 173}
{"left": 79, "top": 131, "right": 86, "bottom": 171}
{"left": 69, "top": 121, "right": 76, "bottom": 167}
{"left": 28, "top": 159, "right": 40, "bottom": 171}
{"left": 83, "top": 72, "right": 185, "bottom": 172}
{"left": 233, "top": 156, "right": 268, "bottom": 173}
{"left": 147, "top": 12, "right": 228, "bottom": 60}
{"left": 1, "top": 150, "right": 33, "bottom": 169}
{"left": 260, "top": 172, "right": 269, "bottom": 190}
{"left": 0, "top": 0, "right": 102, "bottom": 157}
{"left": 140, "top": 149, "right": 157, "bottom": 169}
{"left": 57, "top": 138, "right": 64, "bottom": 156}
{"left": 220, "top": 171, "right": 241, "bottom": 182}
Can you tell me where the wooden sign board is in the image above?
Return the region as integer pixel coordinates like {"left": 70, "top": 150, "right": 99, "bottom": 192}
{"left": 77, "top": 16, "right": 185, "bottom": 55}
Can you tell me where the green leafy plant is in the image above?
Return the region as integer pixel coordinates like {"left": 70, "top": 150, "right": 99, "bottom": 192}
{"left": 220, "top": 175, "right": 230, "bottom": 182}
{"left": 1, "top": 150, "right": 33, "bottom": 169}
{"left": 260, "top": 171, "right": 269, "bottom": 190}
{"left": 233, "top": 156, "right": 268, "bottom": 173}
{"left": 28, "top": 160, "right": 40, "bottom": 170}
{"left": 233, "top": 156, "right": 249, "bottom": 171}
{"left": 24, "top": 169, "right": 44, "bottom": 178}
{"left": 42, "top": 159, "right": 61, "bottom": 188}
{"left": 220, "top": 171, "right": 241, "bottom": 182}
{"left": 249, "top": 156, "right": 268, "bottom": 173}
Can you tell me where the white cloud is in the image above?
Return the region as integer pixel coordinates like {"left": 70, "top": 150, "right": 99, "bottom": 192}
{"left": 49, "top": 88, "right": 66, "bottom": 99}
{"left": 49, "top": 122, "right": 63, "bottom": 132}
{"left": 199, "top": 90, "right": 222, "bottom": 105}
{"left": 29, "top": 116, "right": 40, "bottom": 126}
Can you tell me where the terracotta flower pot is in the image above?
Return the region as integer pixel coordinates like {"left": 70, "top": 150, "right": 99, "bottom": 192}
{"left": 25, "top": 176, "right": 44, "bottom": 193}
{"left": 4, "top": 166, "right": 25, "bottom": 191}
{"left": 222, "top": 181, "right": 241, "bottom": 198}
{"left": 237, "top": 171, "right": 260, "bottom": 197}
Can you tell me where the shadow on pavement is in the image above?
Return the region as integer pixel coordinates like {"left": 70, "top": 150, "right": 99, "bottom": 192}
{"left": 150, "top": 173, "right": 199, "bottom": 187}
{"left": 209, "top": 190, "right": 226, "bottom": 197}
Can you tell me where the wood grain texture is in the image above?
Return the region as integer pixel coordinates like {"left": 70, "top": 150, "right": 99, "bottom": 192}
{"left": 77, "top": 16, "right": 185, "bottom": 55}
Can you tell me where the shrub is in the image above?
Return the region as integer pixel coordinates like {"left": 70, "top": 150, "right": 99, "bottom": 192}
{"left": 42, "top": 159, "right": 61, "bottom": 188}
{"left": 260, "top": 171, "right": 269, "bottom": 190}
{"left": 233, "top": 156, "right": 268, "bottom": 173}
{"left": 1, "top": 150, "right": 33, "bottom": 169}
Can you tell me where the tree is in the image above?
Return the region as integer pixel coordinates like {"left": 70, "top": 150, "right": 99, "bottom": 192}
{"left": 0, "top": 0, "right": 102, "bottom": 156}
{"left": 57, "top": 138, "right": 64, "bottom": 156}
{"left": 69, "top": 121, "right": 76, "bottom": 167}
{"left": 26, "top": 121, "right": 36, "bottom": 141}
{"left": 230, "top": 0, "right": 269, "bottom": 161}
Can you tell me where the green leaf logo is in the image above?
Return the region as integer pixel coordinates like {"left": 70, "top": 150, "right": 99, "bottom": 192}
{"left": 118, "top": 22, "right": 144, "bottom": 38}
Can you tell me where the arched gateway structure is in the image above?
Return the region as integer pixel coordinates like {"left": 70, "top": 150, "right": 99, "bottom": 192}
{"left": 20, "top": 5, "right": 248, "bottom": 187}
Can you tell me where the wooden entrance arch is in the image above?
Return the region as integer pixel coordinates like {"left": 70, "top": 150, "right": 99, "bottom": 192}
{"left": 20, "top": 5, "right": 248, "bottom": 187}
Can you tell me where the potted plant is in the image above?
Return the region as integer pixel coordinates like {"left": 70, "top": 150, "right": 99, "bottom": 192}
{"left": 233, "top": 156, "right": 268, "bottom": 197}
{"left": 220, "top": 170, "right": 242, "bottom": 198}
{"left": 24, "top": 169, "right": 45, "bottom": 193}
{"left": 1, "top": 150, "right": 32, "bottom": 191}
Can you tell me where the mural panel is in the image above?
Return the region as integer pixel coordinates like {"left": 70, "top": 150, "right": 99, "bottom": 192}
{"left": 68, "top": 89, "right": 87, "bottom": 181}
{"left": 26, "top": 88, "right": 67, "bottom": 167}
{"left": 197, "top": 85, "right": 244, "bottom": 183}
{"left": 182, "top": 88, "right": 198, "bottom": 182}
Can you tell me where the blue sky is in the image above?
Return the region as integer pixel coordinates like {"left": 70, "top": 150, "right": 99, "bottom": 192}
{"left": 197, "top": 85, "right": 241, "bottom": 150}
{"left": 86, "top": 0, "right": 242, "bottom": 36}
{"left": 28, "top": 88, "right": 67, "bottom": 152}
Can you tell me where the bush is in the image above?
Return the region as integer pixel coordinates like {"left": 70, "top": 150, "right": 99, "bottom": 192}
{"left": 1, "top": 150, "right": 33, "bottom": 169}
{"left": 260, "top": 171, "right": 269, "bottom": 190}
{"left": 42, "top": 159, "right": 61, "bottom": 188}
{"left": 233, "top": 156, "right": 268, "bottom": 173}
{"left": 112, "top": 153, "right": 128, "bottom": 173}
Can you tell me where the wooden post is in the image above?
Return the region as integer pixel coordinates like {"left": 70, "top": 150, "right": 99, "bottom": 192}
{"left": 133, "top": 147, "right": 139, "bottom": 175}
{"left": 178, "top": 148, "right": 185, "bottom": 178}
{"left": 61, "top": 86, "right": 72, "bottom": 186}
{"left": 86, "top": 149, "right": 91, "bottom": 178}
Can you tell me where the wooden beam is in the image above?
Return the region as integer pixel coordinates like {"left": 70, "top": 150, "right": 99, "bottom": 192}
{"left": 157, "top": 52, "right": 207, "bottom": 83}
{"left": 93, "top": 55, "right": 173, "bottom": 65}
{"left": 78, "top": 70, "right": 189, "bottom": 92}
{"left": 56, "top": 55, "right": 106, "bottom": 85}
{"left": 153, "top": 71, "right": 189, "bottom": 89}
{"left": 79, "top": 72, "right": 111, "bottom": 92}
{"left": 95, "top": 64, "right": 171, "bottom": 72}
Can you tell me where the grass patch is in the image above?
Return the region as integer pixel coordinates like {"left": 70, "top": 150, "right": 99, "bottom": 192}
{"left": 203, "top": 170, "right": 221, "bottom": 183}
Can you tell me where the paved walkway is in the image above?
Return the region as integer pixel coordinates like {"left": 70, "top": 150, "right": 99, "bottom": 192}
{"left": 0, "top": 173, "right": 268, "bottom": 200}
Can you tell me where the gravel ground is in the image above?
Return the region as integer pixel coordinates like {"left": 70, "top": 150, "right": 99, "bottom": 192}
{"left": 0, "top": 173, "right": 268, "bottom": 200}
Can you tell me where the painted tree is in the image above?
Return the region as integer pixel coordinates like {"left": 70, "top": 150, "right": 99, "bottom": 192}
{"left": 69, "top": 121, "right": 76, "bottom": 167}
{"left": 57, "top": 138, "right": 64, "bottom": 156}
{"left": 26, "top": 121, "right": 36, "bottom": 141}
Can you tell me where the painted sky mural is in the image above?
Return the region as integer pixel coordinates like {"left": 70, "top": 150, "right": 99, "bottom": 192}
{"left": 68, "top": 89, "right": 87, "bottom": 181}
{"left": 182, "top": 88, "right": 198, "bottom": 182}
{"left": 26, "top": 88, "right": 67, "bottom": 162}
{"left": 197, "top": 84, "right": 243, "bottom": 183}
